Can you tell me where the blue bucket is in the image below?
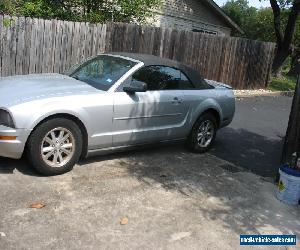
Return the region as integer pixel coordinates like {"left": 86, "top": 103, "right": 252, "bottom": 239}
{"left": 276, "top": 165, "right": 300, "bottom": 205}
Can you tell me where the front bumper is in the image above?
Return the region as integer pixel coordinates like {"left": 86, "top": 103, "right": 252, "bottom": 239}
{"left": 0, "top": 125, "right": 32, "bottom": 159}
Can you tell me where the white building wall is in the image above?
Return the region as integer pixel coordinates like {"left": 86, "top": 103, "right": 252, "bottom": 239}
{"left": 147, "top": 0, "right": 232, "bottom": 36}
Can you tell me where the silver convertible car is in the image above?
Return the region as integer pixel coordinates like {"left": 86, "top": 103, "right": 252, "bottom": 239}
{"left": 0, "top": 53, "right": 235, "bottom": 175}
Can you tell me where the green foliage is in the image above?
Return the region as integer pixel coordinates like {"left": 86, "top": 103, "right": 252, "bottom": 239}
{"left": 268, "top": 74, "right": 296, "bottom": 91}
{"left": 3, "top": 18, "right": 12, "bottom": 27}
{"left": 254, "top": 7, "right": 276, "bottom": 42}
{"left": 0, "top": 0, "right": 162, "bottom": 23}
{"left": 222, "top": 0, "right": 258, "bottom": 39}
{"left": 222, "top": 0, "right": 300, "bottom": 44}
{"left": 0, "top": 0, "right": 18, "bottom": 15}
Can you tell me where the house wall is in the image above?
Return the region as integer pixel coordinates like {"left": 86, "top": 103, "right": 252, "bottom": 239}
{"left": 148, "top": 0, "right": 232, "bottom": 36}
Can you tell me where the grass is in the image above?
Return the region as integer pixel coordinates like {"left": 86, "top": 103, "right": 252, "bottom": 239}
{"left": 268, "top": 74, "right": 297, "bottom": 92}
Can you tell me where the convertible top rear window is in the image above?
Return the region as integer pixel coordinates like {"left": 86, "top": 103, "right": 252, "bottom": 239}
{"left": 69, "top": 55, "right": 137, "bottom": 91}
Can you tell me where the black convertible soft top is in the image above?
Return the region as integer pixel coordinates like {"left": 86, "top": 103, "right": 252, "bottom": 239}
{"left": 109, "top": 52, "right": 212, "bottom": 89}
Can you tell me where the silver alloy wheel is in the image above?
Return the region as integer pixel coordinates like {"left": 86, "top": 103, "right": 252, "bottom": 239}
{"left": 197, "top": 120, "right": 214, "bottom": 147}
{"left": 41, "top": 127, "right": 75, "bottom": 168}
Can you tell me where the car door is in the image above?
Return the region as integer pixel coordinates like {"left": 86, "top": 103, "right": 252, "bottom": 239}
{"left": 112, "top": 66, "right": 190, "bottom": 147}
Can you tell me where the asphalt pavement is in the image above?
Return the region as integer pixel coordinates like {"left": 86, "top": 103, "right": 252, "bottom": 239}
{"left": 0, "top": 95, "right": 298, "bottom": 250}
{"left": 211, "top": 96, "right": 293, "bottom": 177}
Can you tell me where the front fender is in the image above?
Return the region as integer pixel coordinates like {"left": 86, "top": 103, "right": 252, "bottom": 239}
{"left": 10, "top": 99, "right": 91, "bottom": 134}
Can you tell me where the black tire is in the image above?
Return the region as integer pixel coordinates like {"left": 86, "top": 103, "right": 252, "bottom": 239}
{"left": 187, "top": 113, "right": 217, "bottom": 153}
{"left": 26, "top": 118, "right": 82, "bottom": 176}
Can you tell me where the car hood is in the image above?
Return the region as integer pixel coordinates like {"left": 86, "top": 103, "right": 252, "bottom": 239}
{"left": 0, "top": 73, "right": 101, "bottom": 107}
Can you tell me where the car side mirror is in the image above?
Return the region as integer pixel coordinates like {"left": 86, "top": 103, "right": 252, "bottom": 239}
{"left": 123, "top": 80, "right": 147, "bottom": 93}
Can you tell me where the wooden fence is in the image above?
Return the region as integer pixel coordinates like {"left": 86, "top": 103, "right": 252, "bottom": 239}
{"left": 0, "top": 15, "right": 276, "bottom": 89}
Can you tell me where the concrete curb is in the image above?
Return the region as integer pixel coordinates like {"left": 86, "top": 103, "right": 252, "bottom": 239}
{"left": 234, "top": 91, "right": 294, "bottom": 98}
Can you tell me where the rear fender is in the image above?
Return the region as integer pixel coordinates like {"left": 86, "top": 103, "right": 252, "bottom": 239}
{"left": 188, "top": 98, "right": 223, "bottom": 129}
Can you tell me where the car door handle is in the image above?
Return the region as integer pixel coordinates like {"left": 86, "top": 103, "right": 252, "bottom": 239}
{"left": 172, "top": 97, "right": 183, "bottom": 104}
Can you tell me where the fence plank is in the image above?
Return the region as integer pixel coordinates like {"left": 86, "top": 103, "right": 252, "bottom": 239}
{"left": 2, "top": 15, "right": 11, "bottom": 76}
{"left": 0, "top": 15, "right": 3, "bottom": 76}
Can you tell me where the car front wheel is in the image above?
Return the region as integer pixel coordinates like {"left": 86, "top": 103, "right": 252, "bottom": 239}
{"left": 187, "top": 113, "right": 217, "bottom": 153}
{"left": 27, "top": 118, "right": 83, "bottom": 176}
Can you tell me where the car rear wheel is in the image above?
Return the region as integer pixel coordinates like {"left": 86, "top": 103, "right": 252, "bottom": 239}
{"left": 27, "top": 118, "right": 82, "bottom": 176}
{"left": 187, "top": 113, "right": 217, "bottom": 153}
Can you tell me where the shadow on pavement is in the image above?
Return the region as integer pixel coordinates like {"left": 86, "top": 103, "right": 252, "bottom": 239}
{"left": 0, "top": 157, "right": 40, "bottom": 176}
{"left": 78, "top": 141, "right": 299, "bottom": 237}
{"left": 211, "top": 127, "right": 284, "bottom": 178}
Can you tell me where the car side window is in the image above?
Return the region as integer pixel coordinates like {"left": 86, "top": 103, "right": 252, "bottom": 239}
{"left": 132, "top": 66, "right": 195, "bottom": 91}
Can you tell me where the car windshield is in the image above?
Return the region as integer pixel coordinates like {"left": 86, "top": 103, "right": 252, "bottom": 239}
{"left": 69, "top": 55, "right": 137, "bottom": 91}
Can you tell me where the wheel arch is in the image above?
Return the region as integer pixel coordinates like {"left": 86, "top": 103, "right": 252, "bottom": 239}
{"left": 25, "top": 113, "right": 88, "bottom": 159}
{"left": 187, "top": 107, "right": 221, "bottom": 139}
{"left": 200, "top": 108, "right": 221, "bottom": 128}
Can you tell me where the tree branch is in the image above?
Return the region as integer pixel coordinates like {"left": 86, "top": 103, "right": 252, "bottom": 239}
{"left": 270, "top": 0, "right": 284, "bottom": 45}
{"left": 282, "top": 0, "right": 300, "bottom": 50}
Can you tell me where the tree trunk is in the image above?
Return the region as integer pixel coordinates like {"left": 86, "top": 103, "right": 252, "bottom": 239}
{"left": 281, "top": 73, "right": 300, "bottom": 164}
{"left": 269, "top": 0, "right": 300, "bottom": 76}
{"left": 288, "top": 49, "right": 300, "bottom": 76}
{"left": 272, "top": 48, "right": 290, "bottom": 76}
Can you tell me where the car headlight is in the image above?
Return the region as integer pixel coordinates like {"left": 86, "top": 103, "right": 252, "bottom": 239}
{"left": 0, "top": 109, "right": 15, "bottom": 128}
